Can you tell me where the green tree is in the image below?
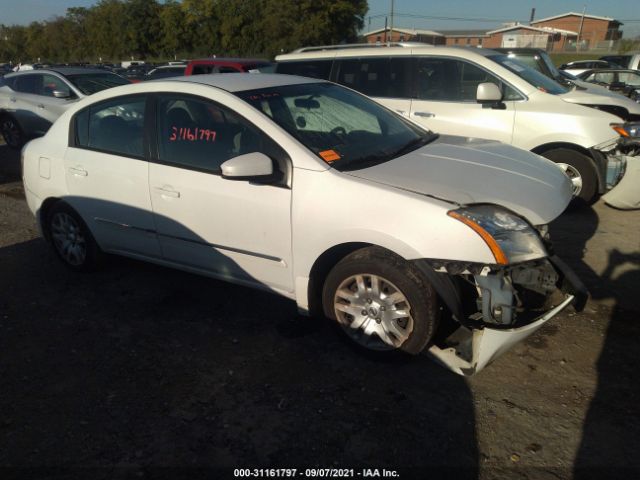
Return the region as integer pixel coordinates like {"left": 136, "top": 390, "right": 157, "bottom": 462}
{"left": 160, "top": 0, "right": 190, "bottom": 59}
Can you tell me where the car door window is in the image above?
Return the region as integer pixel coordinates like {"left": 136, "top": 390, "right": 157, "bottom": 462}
{"left": 74, "top": 95, "right": 146, "bottom": 157}
{"left": 618, "top": 72, "right": 640, "bottom": 86}
{"left": 276, "top": 60, "right": 332, "bottom": 80}
{"left": 416, "top": 58, "right": 521, "bottom": 102}
{"left": 156, "top": 95, "right": 287, "bottom": 179}
{"left": 192, "top": 65, "right": 215, "bottom": 75}
{"left": 14, "top": 74, "right": 42, "bottom": 94}
{"left": 40, "top": 74, "right": 72, "bottom": 98}
{"left": 333, "top": 57, "right": 412, "bottom": 98}
{"left": 593, "top": 72, "right": 616, "bottom": 84}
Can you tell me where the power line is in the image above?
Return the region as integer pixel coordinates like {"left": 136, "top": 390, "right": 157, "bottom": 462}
{"left": 367, "top": 11, "right": 528, "bottom": 23}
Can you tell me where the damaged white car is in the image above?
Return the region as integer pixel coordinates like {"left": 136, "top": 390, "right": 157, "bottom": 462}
{"left": 21, "top": 74, "right": 587, "bottom": 375}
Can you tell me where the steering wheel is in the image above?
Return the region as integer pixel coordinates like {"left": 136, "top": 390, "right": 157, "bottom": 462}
{"left": 330, "top": 126, "right": 347, "bottom": 140}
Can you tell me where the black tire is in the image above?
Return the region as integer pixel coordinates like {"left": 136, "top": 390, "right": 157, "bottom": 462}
{"left": 45, "top": 202, "right": 103, "bottom": 272}
{"left": 0, "top": 114, "right": 25, "bottom": 149}
{"left": 539, "top": 148, "right": 599, "bottom": 206}
{"left": 322, "top": 246, "right": 439, "bottom": 355}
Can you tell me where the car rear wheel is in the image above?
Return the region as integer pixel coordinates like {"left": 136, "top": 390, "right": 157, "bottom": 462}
{"left": 0, "top": 115, "right": 25, "bottom": 149}
{"left": 322, "top": 247, "right": 438, "bottom": 354}
{"left": 46, "top": 202, "right": 103, "bottom": 272}
{"left": 539, "top": 148, "right": 598, "bottom": 205}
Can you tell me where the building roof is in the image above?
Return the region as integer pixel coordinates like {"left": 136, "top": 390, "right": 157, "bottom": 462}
{"left": 437, "top": 29, "right": 490, "bottom": 37}
{"left": 486, "top": 24, "right": 577, "bottom": 36}
{"left": 531, "top": 12, "right": 621, "bottom": 25}
{"left": 363, "top": 27, "right": 443, "bottom": 37}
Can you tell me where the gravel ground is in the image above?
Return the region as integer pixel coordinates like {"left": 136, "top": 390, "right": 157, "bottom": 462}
{"left": 1, "top": 142, "right": 639, "bottom": 479}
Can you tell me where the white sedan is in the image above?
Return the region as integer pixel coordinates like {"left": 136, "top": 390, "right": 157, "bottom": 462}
{"left": 21, "top": 74, "right": 587, "bottom": 375}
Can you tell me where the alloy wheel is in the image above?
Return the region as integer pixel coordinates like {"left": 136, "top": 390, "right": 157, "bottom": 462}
{"left": 50, "top": 212, "right": 87, "bottom": 266}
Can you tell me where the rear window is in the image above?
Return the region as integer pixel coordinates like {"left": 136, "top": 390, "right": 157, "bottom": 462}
{"left": 66, "top": 73, "right": 130, "bottom": 95}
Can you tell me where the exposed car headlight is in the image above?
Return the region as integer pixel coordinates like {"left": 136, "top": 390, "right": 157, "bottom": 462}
{"left": 611, "top": 122, "right": 640, "bottom": 138}
{"left": 448, "top": 205, "right": 547, "bottom": 265}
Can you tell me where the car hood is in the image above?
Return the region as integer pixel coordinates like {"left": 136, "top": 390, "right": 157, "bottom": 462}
{"left": 344, "top": 135, "right": 572, "bottom": 225}
{"left": 559, "top": 86, "right": 640, "bottom": 115}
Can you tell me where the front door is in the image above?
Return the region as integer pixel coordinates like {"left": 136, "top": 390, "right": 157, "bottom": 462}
{"left": 409, "top": 57, "right": 517, "bottom": 144}
{"left": 148, "top": 94, "right": 293, "bottom": 292}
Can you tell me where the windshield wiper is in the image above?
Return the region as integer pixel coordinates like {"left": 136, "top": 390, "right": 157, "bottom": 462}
{"left": 340, "top": 133, "right": 439, "bottom": 171}
{"left": 390, "top": 133, "right": 439, "bottom": 159}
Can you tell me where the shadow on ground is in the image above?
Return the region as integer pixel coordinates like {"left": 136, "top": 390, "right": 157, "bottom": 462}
{"left": 0, "top": 237, "right": 478, "bottom": 478}
{"left": 551, "top": 206, "right": 640, "bottom": 480}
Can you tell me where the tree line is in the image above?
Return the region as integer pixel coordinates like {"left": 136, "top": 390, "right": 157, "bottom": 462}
{"left": 0, "top": 0, "right": 368, "bottom": 64}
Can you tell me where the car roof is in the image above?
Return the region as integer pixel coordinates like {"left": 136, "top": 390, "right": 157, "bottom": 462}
{"left": 567, "top": 60, "right": 606, "bottom": 66}
{"left": 581, "top": 68, "right": 639, "bottom": 74}
{"left": 276, "top": 45, "right": 500, "bottom": 61}
{"left": 492, "top": 48, "right": 546, "bottom": 54}
{"left": 5, "top": 67, "right": 112, "bottom": 77}
{"left": 188, "top": 58, "right": 270, "bottom": 65}
{"left": 163, "top": 73, "right": 325, "bottom": 92}
{"left": 152, "top": 65, "right": 186, "bottom": 70}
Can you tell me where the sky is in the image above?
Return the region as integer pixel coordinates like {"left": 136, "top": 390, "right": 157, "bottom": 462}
{"left": 0, "top": 0, "right": 639, "bottom": 38}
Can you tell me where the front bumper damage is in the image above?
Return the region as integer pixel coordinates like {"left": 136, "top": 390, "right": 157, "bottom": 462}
{"left": 593, "top": 133, "right": 640, "bottom": 209}
{"left": 413, "top": 255, "right": 588, "bottom": 376}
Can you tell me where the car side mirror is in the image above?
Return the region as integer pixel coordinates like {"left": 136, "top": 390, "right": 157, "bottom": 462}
{"left": 476, "top": 82, "right": 505, "bottom": 110}
{"left": 476, "top": 82, "right": 502, "bottom": 103}
{"left": 221, "top": 152, "right": 274, "bottom": 180}
{"left": 53, "top": 89, "right": 71, "bottom": 99}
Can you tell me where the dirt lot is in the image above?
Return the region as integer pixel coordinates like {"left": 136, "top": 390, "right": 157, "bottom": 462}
{"left": 1, "top": 142, "right": 639, "bottom": 479}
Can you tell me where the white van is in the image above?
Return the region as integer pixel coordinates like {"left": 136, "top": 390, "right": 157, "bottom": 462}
{"left": 276, "top": 46, "right": 632, "bottom": 204}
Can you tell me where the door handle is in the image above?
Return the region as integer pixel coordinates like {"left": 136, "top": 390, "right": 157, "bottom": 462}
{"left": 37, "top": 104, "right": 45, "bottom": 109}
{"left": 10, "top": 97, "right": 16, "bottom": 103}
{"left": 68, "top": 167, "right": 88, "bottom": 177}
{"left": 154, "top": 186, "right": 180, "bottom": 198}
{"left": 395, "top": 109, "right": 407, "bottom": 116}
{"left": 413, "top": 111, "right": 435, "bottom": 118}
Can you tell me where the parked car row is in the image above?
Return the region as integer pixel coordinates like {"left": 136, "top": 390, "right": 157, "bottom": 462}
{"left": 274, "top": 45, "right": 638, "bottom": 206}
{"left": 7, "top": 45, "right": 640, "bottom": 374}
{"left": 21, "top": 72, "right": 588, "bottom": 375}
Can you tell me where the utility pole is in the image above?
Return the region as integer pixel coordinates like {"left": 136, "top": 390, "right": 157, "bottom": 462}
{"left": 577, "top": 5, "right": 586, "bottom": 52}
{"left": 390, "top": 0, "right": 395, "bottom": 43}
{"left": 384, "top": 17, "right": 388, "bottom": 43}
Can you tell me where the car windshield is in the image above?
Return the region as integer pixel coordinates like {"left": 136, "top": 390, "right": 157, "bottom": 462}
{"left": 488, "top": 54, "right": 568, "bottom": 95}
{"left": 236, "top": 82, "right": 437, "bottom": 171}
{"left": 66, "top": 72, "right": 130, "bottom": 95}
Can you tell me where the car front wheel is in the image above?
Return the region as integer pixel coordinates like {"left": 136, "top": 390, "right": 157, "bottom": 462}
{"left": 322, "top": 247, "right": 439, "bottom": 354}
{"left": 539, "top": 148, "right": 598, "bottom": 205}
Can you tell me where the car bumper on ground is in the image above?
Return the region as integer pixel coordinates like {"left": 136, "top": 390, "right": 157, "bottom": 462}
{"left": 417, "top": 255, "right": 588, "bottom": 376}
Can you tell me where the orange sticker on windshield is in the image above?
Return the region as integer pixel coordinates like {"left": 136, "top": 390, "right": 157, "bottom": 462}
{"left": 319, "top": 149, "right": 341, "bottom": 162}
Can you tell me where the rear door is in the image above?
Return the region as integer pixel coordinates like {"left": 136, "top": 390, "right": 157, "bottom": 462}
{"left": 11, "top": 74, "right": 51, "bottom": 135}
{"left": 64, "top": 94, "right": 160, "bottom": 257}
{"left": 409, "top": 56, "right": 517, "bottom": 143}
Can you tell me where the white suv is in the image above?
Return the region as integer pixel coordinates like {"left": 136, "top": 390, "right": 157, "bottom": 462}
{"left": 22, "top": 74, "right": 586, "bottom": 375}
{"left": 276, "top": 46, "right": 632, "bottom": 205}
{"left": 0, "top": 67, "right": 129, "bottom": 148}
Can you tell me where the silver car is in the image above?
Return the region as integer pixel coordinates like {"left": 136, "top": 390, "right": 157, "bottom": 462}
{"left": 0, "top": 67, "right": 130, "bottom": 148}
